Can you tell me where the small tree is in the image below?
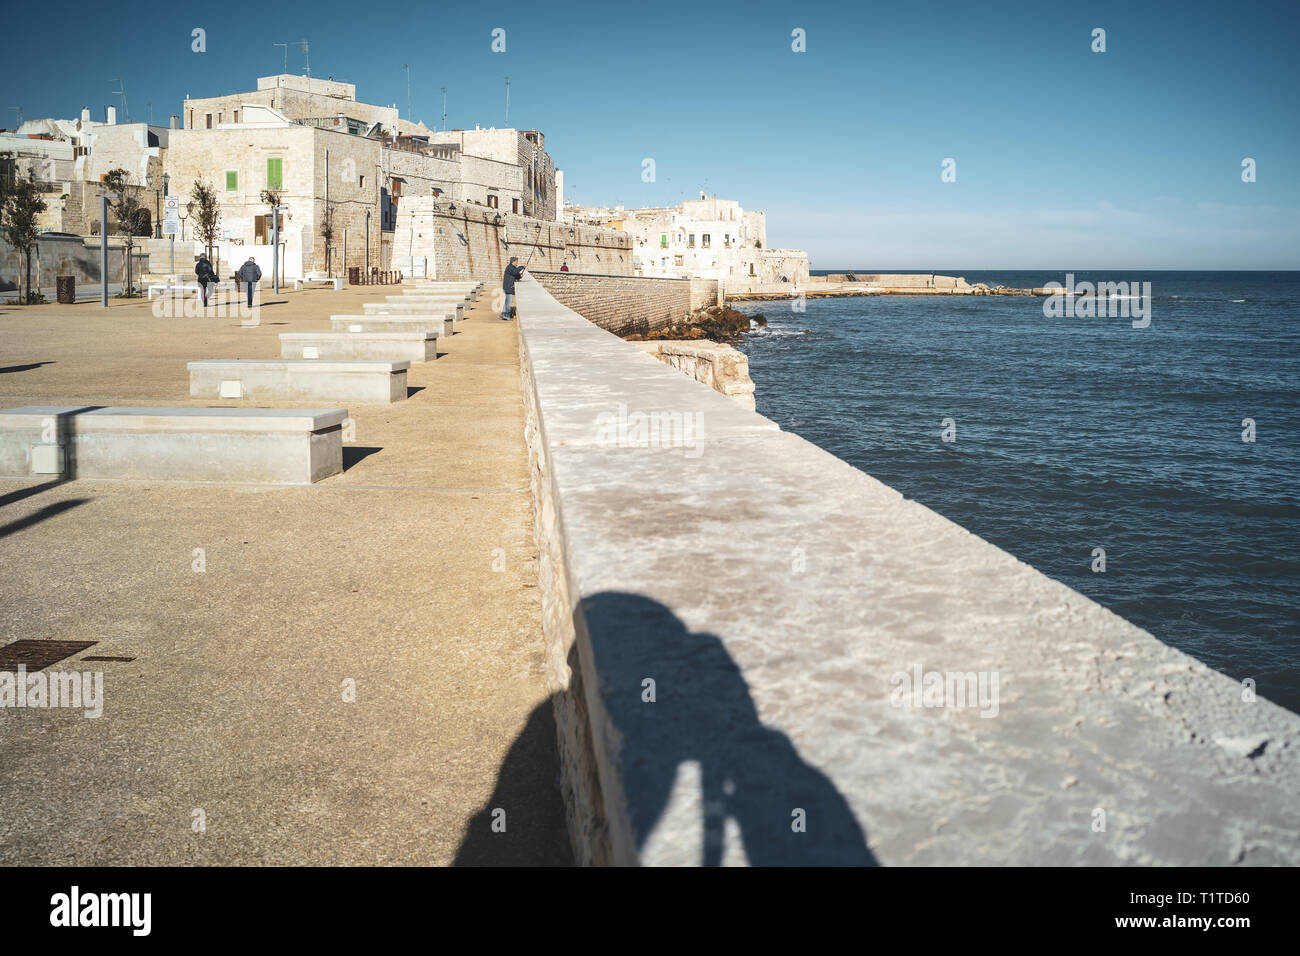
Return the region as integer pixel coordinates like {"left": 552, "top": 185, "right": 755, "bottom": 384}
{"left": 103, "top": 168, "right": 151, "bottom": 296}
{"left": 2, "top": 171, "right": 48, "bottom": 304}
{"left": 191, "top": 179, "right": 221, "bottom": 268}
{"left": 319, "top": 201, "right": 336, "bottom": 276}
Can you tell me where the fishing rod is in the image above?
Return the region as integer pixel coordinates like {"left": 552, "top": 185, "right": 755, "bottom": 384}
{"left": 522, "top": 223, "right": 543, "bottom": 269}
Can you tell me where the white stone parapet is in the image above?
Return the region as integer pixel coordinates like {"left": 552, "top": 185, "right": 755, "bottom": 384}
{"left": 514, "top": 274, "right": 1300, "bottom": 867}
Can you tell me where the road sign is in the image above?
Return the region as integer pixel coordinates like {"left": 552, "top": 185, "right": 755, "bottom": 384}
{"left": 163, "top": 196, "right": 180, "bottom": 236}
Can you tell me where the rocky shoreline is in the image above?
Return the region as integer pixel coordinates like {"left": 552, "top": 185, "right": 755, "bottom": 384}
{"left": 623, "top": 305, "right": 769, "bottom": 346}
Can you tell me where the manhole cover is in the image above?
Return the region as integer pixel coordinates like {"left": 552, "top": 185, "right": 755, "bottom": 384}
{"left": 0, "top": 640, "right": 97, "bottom": 672}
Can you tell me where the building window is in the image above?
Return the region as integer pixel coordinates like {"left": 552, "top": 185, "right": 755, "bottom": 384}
{"left": 266, "top": 158, "right": 283, "bottom": 190}
{"left": 688, "top": 233, "right": 695, "bottom": 248}
{"left": 254, "top": 212, "right": 281, "bottom": 244}
{"left": 233, "top": 110, "right": 239, "bottom": 123}
{"left": 660, "top": 233, "right": 667, "bottom": 248}
{"left": 205, "top": 114, "right": 212, "bottom": 129}
{"left": 487, "top": 194, "right": 499, "bottom": 209}
{"left": 225, "top": 170, "right": 237, "bottom": 191}
{"left": 359, "top": 174, "right": 365, "bottom": 188}
{"left": 702, "top": 234, "right": 711, "bottom": 248}
{"left": 674, "top": 255, "right": 684, "bottom": 266}
{"left": 512, "top": 198, "right": 519, "bottom": 213}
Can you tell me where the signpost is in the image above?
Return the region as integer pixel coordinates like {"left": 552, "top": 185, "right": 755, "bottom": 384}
{"left": 163, "top": 195, "right": 179, "bottom": 276}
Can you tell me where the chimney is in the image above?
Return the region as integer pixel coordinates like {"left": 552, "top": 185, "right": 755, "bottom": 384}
{"left": 80, "top": 106, "right": 90, "bottom": 123}
{"left": 106, "top": 105, "right": 117, "bottom": 125}
{"left": 170, "top": 114, "right": 179, "bottom": 129}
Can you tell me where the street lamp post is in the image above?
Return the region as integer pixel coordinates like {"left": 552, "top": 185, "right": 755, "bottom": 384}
{"left": 163, "top": 173, "right": 173, "bottom": 275}
{"left": 100, "top": 191, "right": 119, "bottom": 307}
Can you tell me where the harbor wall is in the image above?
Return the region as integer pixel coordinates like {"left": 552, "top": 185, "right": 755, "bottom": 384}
{"left": 514, "top": 273, "right": 1300, "bottom": 866}
{"left": 529, "top": 270, "right": 701, "bottom": 336}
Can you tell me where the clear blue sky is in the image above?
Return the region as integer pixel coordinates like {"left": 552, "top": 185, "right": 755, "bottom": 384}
{"left": 4, "top": 0, "right": 1296, "bottom": 269}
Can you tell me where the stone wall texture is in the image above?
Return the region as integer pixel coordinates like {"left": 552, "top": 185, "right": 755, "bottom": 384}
{"left": 393, "top": 198, "right": 633, "bottom": 289}
{"left": 632, "top": 341, "right": 757, "bottom": 410}
{"left": 529, "top": 271, "right": 692, "bottom": 336}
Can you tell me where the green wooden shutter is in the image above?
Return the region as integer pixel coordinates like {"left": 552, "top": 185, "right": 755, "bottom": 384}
{"left": 266, "top": 158, "right": 283, "bottom": 190}
{"left": 225, "top": 170, "right": 238, "bottom": 191}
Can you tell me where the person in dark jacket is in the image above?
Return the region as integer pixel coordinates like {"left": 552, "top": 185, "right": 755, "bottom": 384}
{"left": 559, "top": 261, "right": 569, "bottom": 272}
{"left": 501, "top": 257, "right": 525, "bottom": 319}
{"left": 236, "top": 257, "right": 262, "bottom": 308}
{"left": 195, "top": 255, "right": 215, "bottom": 307}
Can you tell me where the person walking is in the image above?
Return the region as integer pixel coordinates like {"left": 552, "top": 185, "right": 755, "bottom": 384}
{"left": 195, "top": 254, "right": 215, "bottom": 308}
{"left": 501, "top": 256, "right": 525, "bottom": 320}
{"left": 560, "top": 261, "right": 569, "bottom": 272}
{"left": 237, "top": 257, "right": 262, "bottom": 309}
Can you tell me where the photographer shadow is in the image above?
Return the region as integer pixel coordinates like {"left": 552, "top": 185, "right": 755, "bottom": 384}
{"left": 455, "top": 591, "right": 875, "bottom": 866}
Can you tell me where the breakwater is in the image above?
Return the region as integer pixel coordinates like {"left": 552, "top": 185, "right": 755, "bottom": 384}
{"left": 514, "top": 273, "right": 1300, "bottom": 866}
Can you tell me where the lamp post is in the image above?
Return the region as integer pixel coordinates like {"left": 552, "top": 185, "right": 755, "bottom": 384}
{"left": 147, "top": 171, "right": 160, "bottom": 238}
{"left": 162, "top": 173, "right": 173, "bottom": 274}
{"left": 271, "top": 204, "right": 286, "bottom": 294}
{"left": 100, "top": 191, "right": 119, "bottom": 307}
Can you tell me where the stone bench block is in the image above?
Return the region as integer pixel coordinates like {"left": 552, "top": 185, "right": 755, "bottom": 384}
{"left": 189, "top": 359, "right": 410, "bottom": 404}
{"left": 280, "top": 331, "right": 440, "bottom": 363}
{"left": 364, "top": 301, "right": 464, "bottom": 320}
{"left": 0, "top": 405, "right": 346, "bottom": 485}
{"left": 331, "top": 314, "right": 454, "bottom": 337}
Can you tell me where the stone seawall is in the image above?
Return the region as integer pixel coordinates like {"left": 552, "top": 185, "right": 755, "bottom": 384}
{"left": 631, "top": 341, "right": 756, "bottom": 410}
{"left": 394, "top": 197, "right": 633, "bottom": 287}
{"left": 530, "top": 271, "right": 700, "bottom": 336}
{"left": 515, "top": 273, "right": 1300, "bottom": 866}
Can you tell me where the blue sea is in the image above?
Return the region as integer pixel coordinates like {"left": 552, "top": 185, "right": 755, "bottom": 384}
{"left": 734, "top": 271, "right": 1300, "bottom": 714}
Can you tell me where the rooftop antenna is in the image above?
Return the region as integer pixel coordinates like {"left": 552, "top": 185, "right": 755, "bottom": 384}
{"left": 504, "top": 75, "right": 510, "bottom": 125}
{"left": 441, "top": 87, "right": 447, "bottom": 131}
{"left": 290, "top": 39, "right": 310, "bottom": 77}
{"left": 110, "top": 78, "right": 129, "bottom": 123}
{"left": 146, "top": 102, "right": 152, "bottom": 125}
{"left": 273, "top": 42, "right": 288, "bottom": 73}
{"left": 402, "top": 64, "right": 411, "bottom": 122}
{"left": 8, "top": 106, "right": 22, "bottom": 130}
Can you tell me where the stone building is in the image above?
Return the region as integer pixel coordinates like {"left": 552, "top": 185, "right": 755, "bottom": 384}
{"left": 167, "top": 74, "right": 560, "bottom": 276}
{"left": 3, "top": 107, "right": 168, "bottom": 236}
{"left": 567, "top": 195, "right": 810, "bottom": 294}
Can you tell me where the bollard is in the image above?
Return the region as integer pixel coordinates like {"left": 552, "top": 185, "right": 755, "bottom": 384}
{"left": 56, "top": 276, "right": 76, "bottom": 304}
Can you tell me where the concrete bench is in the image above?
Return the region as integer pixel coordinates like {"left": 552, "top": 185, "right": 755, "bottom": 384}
{"left": 407, "top": 283, "right": 481, "bottom": 299}
{"left": 331, "top": 315, "right": 455, "bottom": 337}
{"left": 293, "top": 276, "right": 344, "bottom": 291}
{"left": 385, "top": 294, "right": 470, "bottom": 305}
{"left": 147, "top": 282, "right": 201, "bottom": 300}
{"left": 363, "top": 301, "right": 464, "bottom": 320}
{"left": 0, "top": 405, "right": 346, "bottom": 485}
{"left": 280, "top": 331, "right": 440, "bottom": 363}
{"left": 189, "top": 359, "right": 410, "bottom": 404}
